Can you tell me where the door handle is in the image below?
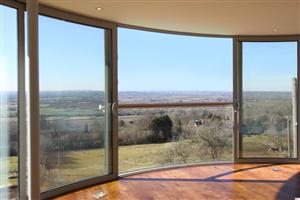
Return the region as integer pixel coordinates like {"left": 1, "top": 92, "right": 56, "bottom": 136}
{"left": 111, "top": 101, "right": 118, "bottom": 117}
{"left": 99, "top": 102, "right": 118, "bottom": 116}
{"left": 98, "top": 104, "right": 105, "bottom": 112}
{"left": 233, "top": 100, "right": 239, "bottom": 113}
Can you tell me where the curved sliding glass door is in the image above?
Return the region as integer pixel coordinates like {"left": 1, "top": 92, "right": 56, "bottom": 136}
{"left": 0, "top": 4, "right": 19, "bottom": 199}
{"left": 1, "top": 1, "right": 300, "bottom": 198}
{"left": 118, "top": 28, "right": 234, "bottom": 173}
{"left": 39, "top": 15, "right": 113, "bottom": 192}
{"left": 236, "top": 38, "right": 299, "bottom": 161}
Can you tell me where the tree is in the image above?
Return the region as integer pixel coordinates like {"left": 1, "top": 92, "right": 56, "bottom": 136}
{"left": 120, "top": 120, "right": 126, "bottom": 127}
{"left": 243, "top": 115, "right": 269, "bottom": 135}
{"left": 84, "top": 123, "right": 89, "bottom": 133}
{"left": 273, "top": 115, "right": 287, "bottom": 133}
{"left": 268, "top": 115, "right": 288, "bottom": 151}
{"left": 192, "top": 120, "right": 228, "bottom": 159}
{"left": 174, "top": 119, "right": 183, "bottom": 140}
{"left": 148, "top": 115, "right": 173, "bottom": 142}
{"left": 162, "top": 140, "right": 193, "bottom": 164}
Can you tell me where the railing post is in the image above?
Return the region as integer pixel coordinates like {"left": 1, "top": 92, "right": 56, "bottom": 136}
{"left": 17, "top": 5, "right": 26, "bottom": 200}
{"left": 27, "top": 0, "right": 40, "bottom": 199}
{"left": 292, "top": 77, "right": 297, "bottom": 158}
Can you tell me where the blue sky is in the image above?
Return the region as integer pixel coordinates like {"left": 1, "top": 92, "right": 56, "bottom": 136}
{"left": 118, "top": 28, "right": 233, "bottom": 91}
{"left": 0, "top": 5, "right": 298, "bottom": 92}
{"left": 243, "top": 42, "right": 297, "bottom": 91}
{"left": 0, "top": 5, "right": 18, "bottom": 92}
{"left": 39, "top": 15, "right": 105, "bottom": 91}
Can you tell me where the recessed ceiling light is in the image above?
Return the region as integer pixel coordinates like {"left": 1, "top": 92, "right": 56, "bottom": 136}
{"left": 272, "top": 28, "right": 279, "bottom": 32}
{"left": 96, "top": 7, "right": 103, "bottom": 11}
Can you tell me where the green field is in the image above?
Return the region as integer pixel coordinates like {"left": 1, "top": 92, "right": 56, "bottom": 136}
{"left": 242, "top": 135, "right": 291, "bottom": 158}
{"left": 3, "top": 134, "right": 292, "bottom": 192}
{"left": 0, "top": 156, "right": 18, "bottom": 186}
{"left": 4, "top": 141, "right": 231, "bottom": 190}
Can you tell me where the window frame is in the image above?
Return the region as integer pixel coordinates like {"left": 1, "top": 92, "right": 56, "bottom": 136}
{"left": 37, "top": 5, "right": 119, "bottom": 199}
{"left": 0, "top": 1, "right": 26, "bottom": 199}
{"left": 116, "top": 25, "right": 235, "bottom": 174}
{"left": 233, "top": 35, "right": 300, "bottom": 164}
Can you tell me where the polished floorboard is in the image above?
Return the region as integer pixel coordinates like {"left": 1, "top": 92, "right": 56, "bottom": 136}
{"left": 55, "top": 163, "right": 300, "bottom": 200}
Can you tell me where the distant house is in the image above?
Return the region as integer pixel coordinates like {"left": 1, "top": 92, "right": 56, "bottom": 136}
{"left": 188, "top": 120, "right": 205, "bottom": 127}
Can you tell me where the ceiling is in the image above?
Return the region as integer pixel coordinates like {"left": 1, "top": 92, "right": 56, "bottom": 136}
{"left": 39, "top": 0, "right": 300, "bottom": 36}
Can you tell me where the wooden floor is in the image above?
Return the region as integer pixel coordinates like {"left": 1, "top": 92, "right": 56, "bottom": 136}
{"left": 55, "top": 163, "right": 300, "bottom": 200}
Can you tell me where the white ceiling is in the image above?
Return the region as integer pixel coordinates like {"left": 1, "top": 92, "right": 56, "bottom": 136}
{"left": 39, "top": 0, "right": 300, "bottom": 36}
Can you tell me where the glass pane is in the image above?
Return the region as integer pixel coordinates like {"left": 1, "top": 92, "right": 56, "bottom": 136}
{"left": 241, "top": 42, "right": 298, "bottom": 158}
{"left": 0, "top": 5, "right": 19, "bottom": 199}
{"left": 119, "top": 106, "right": 233, "bottom": 173}
{"left": 39, "top": 16, "right": 110, "bottom": 191}
{"left": 118, "top": 28, "right": 233, "bottom": 104}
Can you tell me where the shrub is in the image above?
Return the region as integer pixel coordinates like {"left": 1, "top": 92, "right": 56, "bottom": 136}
{"left": 148, "top": 115, "right": 173, "bottom": 142}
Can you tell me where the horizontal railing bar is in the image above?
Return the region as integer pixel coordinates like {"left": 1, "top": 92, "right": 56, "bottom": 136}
{"left": 118, "top": 102, "right": 233, "bottom": 109}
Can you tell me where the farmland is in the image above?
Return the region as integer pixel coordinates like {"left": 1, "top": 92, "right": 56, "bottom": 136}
{"left": 1, "top": 90, "right": 295, "bottom": 198}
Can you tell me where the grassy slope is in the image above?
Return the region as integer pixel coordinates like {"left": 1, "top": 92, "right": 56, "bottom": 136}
{"left": 242, "top": 135, "right": 290, "bottom": 158}
{"left": 4, "top": 134, "right": 290, "bottom": 190}
{"left": 0, "top": 156, "right": 18, "bottom": 187}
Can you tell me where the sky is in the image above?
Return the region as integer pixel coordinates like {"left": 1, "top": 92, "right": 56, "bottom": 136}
{"left": 243, "top": 42, "right": 297, "bottom": 91}
{"left": 0, "top": 4, "right": 298, "bottom": 92}
{"left": 0, "top": 5, "right": 18, "bottom": 92}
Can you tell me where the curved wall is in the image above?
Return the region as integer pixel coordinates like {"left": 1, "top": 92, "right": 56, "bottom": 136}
{"left": 0, "top": 1, "right": 300, "bottom": 199}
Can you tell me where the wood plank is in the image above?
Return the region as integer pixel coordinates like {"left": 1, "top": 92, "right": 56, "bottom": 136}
{"left": 55, "top": 164, "right": 300, "bottom": 200}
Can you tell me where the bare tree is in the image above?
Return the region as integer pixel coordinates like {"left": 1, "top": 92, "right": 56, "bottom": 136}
{"left": 266, "top": 114, "right": 289, "bottom": 153}
{"left": 192, "top": 120, "right": 229, "bottom": 160}
{"left": 161, "top": 140, "right": 193, "bottom": 164}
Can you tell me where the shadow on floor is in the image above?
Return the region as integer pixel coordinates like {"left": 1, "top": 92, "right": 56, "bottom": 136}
{"left": 123, "top": 164, "right": 283, "bottom": 183}
{"left": 275, "top": 172, "right": 300, "bottom": 200}
{"left": 123, "top": 177, "right": 286, "bottom": 183}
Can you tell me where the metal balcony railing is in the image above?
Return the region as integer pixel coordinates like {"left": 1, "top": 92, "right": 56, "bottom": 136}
{"left": 118, "top": 102, "right": 233, "bottom": 109}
